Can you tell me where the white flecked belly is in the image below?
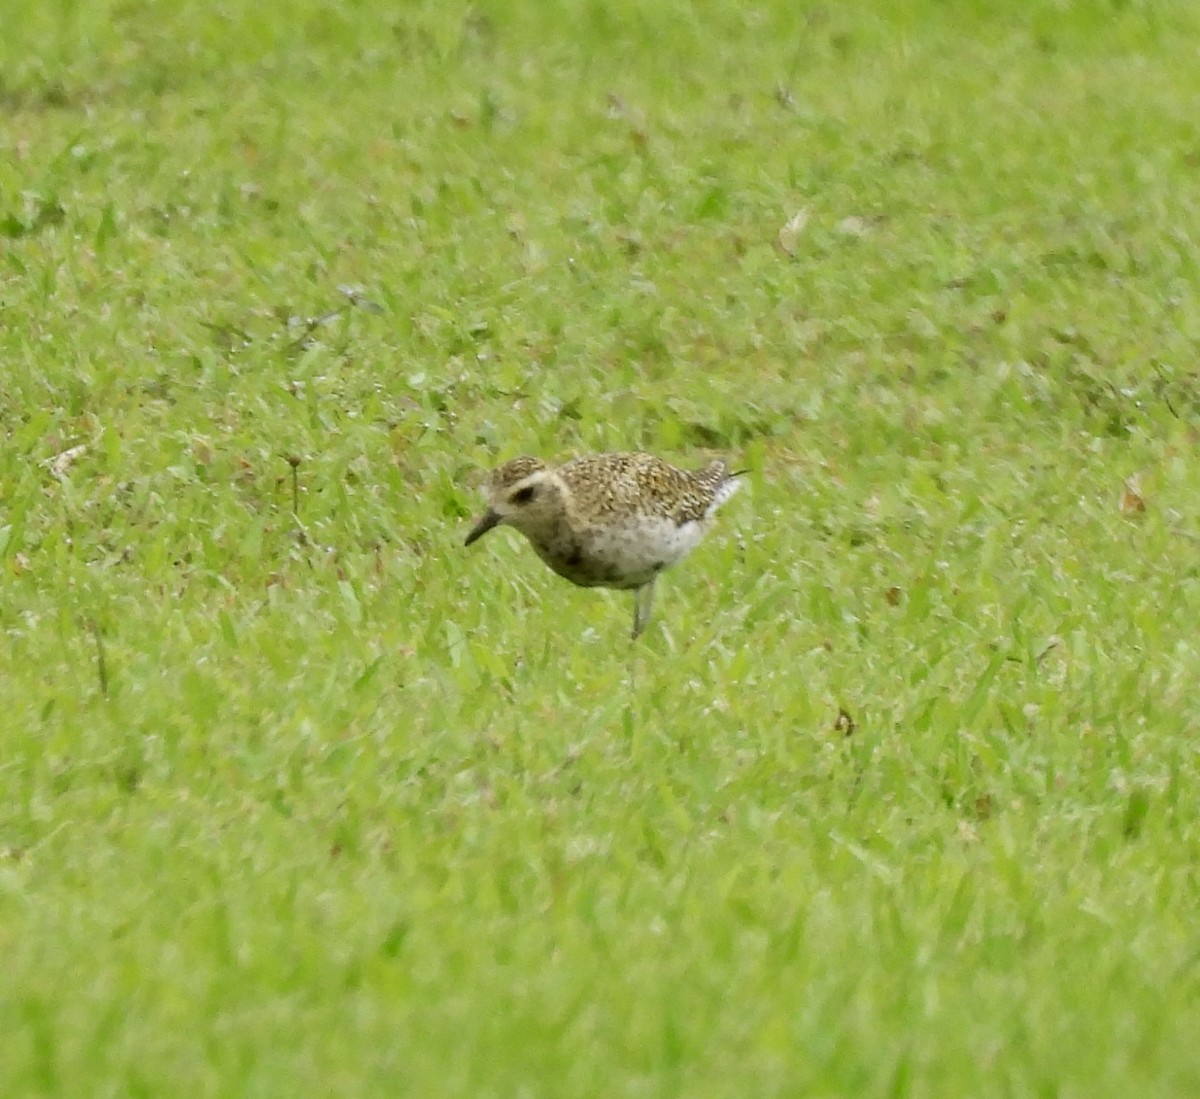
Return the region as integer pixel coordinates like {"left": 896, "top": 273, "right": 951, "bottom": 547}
{"left": 531, "top": 517, "right": 710, "bottom": 590}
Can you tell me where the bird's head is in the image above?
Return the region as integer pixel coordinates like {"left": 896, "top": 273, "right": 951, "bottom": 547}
{"left": 464, "top": 457, "right": 566, "bottom": 545}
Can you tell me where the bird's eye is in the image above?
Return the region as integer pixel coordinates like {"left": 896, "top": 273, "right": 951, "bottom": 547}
{"left": 511, "top": 485, "right": 537, "bottom": 505}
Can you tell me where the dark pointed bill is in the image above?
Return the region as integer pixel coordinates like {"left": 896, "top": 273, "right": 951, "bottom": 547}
{"left": 464, "top": 509, "right": 502, "bottom": 546}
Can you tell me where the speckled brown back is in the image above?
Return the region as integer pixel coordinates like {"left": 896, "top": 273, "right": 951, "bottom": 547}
{"left": 557, "top": 453, "right": 736, "bottom": 527}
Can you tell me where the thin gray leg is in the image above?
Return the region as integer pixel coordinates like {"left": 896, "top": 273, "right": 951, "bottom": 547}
{"left": 632, "top": 579, "right": 657, "bottom": 639}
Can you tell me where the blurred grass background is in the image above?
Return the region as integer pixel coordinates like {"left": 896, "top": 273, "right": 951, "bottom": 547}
{"left": 3, "top": 1, "right": 1200, "bottom": 1095}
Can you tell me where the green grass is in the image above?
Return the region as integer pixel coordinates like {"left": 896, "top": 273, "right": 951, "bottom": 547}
{"left": 4, "top": 0, "right": 1200, "bottom": 1094}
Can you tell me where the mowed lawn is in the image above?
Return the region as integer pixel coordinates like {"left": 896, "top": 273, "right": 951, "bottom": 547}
{"left": 3, "top": 0, "right": 1200, "bottom": 1095}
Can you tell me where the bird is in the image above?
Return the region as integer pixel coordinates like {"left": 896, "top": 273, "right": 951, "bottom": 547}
{"left": 464, "top": 452, "right": 745, "bottom": 638}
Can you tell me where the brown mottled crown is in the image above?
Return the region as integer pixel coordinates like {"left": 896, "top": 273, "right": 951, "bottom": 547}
{"left": 488, "top": 456, "right": 547, "bottom": 494}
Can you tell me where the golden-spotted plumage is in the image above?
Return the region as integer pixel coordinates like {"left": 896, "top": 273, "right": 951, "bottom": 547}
{"left": 465, "top": 452, "right": 745, "bottom": 638}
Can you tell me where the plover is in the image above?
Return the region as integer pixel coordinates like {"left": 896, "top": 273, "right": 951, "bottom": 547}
{"left": 464, "top": 452, "right": 745, "bottom": 638}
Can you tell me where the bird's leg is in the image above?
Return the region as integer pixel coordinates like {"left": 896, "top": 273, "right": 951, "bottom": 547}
{"left": 631, "top": 579, "right": 657, "bottom": 640}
